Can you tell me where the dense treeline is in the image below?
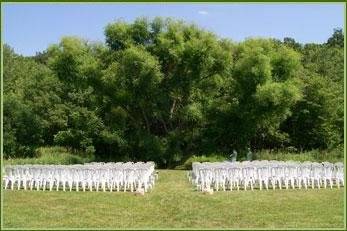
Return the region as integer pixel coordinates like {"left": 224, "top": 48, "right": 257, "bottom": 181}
{"left": 3, "top": 18, "right": 344, "bottom": 167}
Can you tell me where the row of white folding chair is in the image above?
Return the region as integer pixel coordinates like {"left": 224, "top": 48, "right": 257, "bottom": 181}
{"left": 3, "top": 162, "right": 156, "bottom": 192}
{"left": 191, "top": 161, "right": 344, "bottom": 191}
{"left": 5, "top": 166, "right": 105, "bottom": 191}
{"left": 5, "top": 165, "right": 155, "bottom": 192}
{"left": 209, "top": 161, "right": 343, "bottom": 191}
{"left": 245, "top": 161, "right": 341, "bottom": 190}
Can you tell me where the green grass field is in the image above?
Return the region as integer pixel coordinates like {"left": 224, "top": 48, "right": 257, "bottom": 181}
{"left": 3, "top": 170, "right": 345, "bottom": 229}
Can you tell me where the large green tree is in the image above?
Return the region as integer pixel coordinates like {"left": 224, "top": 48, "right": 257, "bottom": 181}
{"left": 206, "top": 39, "right": 302, "bottom": 154}
{"left": 3, "top": 18, "right": 343, "bottom": 165}
{"left": 3, "top": 45, "right": 64, "bottom": 157}
{"left": 281, "top": 30, "right": 344, "bottom": 150}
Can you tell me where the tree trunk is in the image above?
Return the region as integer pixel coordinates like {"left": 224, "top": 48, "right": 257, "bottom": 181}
{"left": 142, "top": 108, "right": 150, "bottom": 132}
{"left": 169, "top": 99, "right": 177, "bottom": 119}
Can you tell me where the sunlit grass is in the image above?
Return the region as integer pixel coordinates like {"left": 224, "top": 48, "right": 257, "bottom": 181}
{"left": 3, "top": 170, "right": 345, "bottom": 229}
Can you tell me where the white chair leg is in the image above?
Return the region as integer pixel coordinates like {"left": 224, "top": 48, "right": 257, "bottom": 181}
{"left": 102, "top": 182, "right": 106, "bottom": 192}
{"left": 4, "top": 179, "right": 9, "bottom": 190}
{"left": 49, "top": 181, "right": 54, "bottom": 191}
{"left": 324, "top": 179, "right": 327, "bottom": 189}
{"left": 69, "top": 181, "right": 73, "bottom": 191}
{"left": 23, "top": 180, "right": 28, "bottom": 190}
{"left": 311, "top": 179, "right": 314, "bottom": 189}
{"left": 109, "top": 182, "right": 113, "bottom": 192}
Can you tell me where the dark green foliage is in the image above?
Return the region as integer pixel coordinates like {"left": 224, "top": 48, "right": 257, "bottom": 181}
{"left": 326, "top": 28, "right": 344, "bottom": 48}
{"left": 281, "top": 31, "right": 344, "bottom": 150}
{"left": 283, "top": 37, "right": 302, "bottom": 51}
{"left": 3, "top": 46, "right": 63, "bottom": 157}
{"left": 3, "top": 18, "right": 343, "bottom": 166}
{"left": 281, "top": 73, "right": 342, "bottom": 149}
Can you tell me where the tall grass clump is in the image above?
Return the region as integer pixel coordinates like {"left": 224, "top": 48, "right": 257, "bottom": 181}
{"left": 254, "top": 147, "right": 343, "bottom": 163}
{"left": 176, "top": 154, "right": 228, "bottom": 170}
{"left": 4, "top": 146, "right": 94, "bottom": 165}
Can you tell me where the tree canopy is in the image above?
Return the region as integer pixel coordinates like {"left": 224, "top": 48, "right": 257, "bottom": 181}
{"left": 3, "top": 18, "right": 344, "bottom": 166}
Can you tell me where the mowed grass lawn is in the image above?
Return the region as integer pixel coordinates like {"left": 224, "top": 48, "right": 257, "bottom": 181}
{"left": 3, "top": 170, "right": 345, "bottom": 229}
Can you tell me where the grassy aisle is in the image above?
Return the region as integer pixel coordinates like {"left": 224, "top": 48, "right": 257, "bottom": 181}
{"left": 3, "top": 170, "right": 345, "bottom": 229}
